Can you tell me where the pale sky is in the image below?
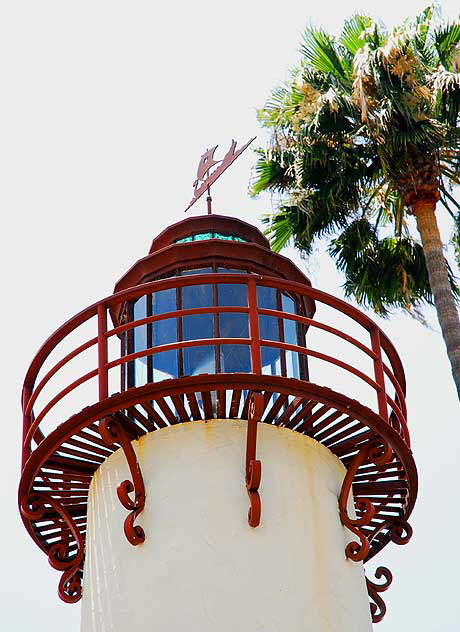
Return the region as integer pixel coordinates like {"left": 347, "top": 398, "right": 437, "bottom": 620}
{"left": 1, "top": 1, "right": 459, "bottom": 630}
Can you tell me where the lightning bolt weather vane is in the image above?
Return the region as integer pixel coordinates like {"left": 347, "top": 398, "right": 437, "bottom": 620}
{"left": 184, "top": 137, "right": 256, "bottom": 214}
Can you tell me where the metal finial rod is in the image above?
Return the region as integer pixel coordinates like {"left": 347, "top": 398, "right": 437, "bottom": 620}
{"left": 206, "top": 187, "right": 212, "bottom": 214}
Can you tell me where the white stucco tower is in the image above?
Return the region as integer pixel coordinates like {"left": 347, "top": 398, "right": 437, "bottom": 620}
{"left": 20, "top": 214, "right": 417, "bottom": 631}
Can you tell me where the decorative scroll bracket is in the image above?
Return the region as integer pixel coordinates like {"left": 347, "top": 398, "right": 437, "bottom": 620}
{"left": 99, "top": 415, "right": 146, "bottom": 546}
{"left": 339, "top": 439, "right": 413, "bottom": 564}
{"left": 245, "top": 392, "right": 264, "bottom": 527}
{"left": 339, "top": 439, "right": 393, "bottom": 561}
{"left": 338, "top": 439, "right": 413, "bottom": 623}
{"left": 366, "top": 566, "right": 393, "bottom": 623}
{"left": 21, "top": 493, "right": 84, "bottom": 603}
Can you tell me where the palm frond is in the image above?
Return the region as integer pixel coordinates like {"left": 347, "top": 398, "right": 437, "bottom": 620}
{"left": 301, "top": 27, "right": 348, "bottom": 80}
{"left": 434, "top": 22, "right": 460, "bottom": 68}
{"left": 339, "top": 14, "right": 374, "bottom": 55}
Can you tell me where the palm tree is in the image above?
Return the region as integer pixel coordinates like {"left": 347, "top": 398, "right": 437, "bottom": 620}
{"left": 253, "top": 6, "right": 460, "bottom": 398}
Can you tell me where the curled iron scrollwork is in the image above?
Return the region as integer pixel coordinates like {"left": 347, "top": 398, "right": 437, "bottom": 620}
{"left": 246, "top": 392, "right": 264, "bottom": 527}
{"left": 339, "top": 439, "right": 393, "bottom": 562}
{"left": 99, "top": 415, "right": 146, "bottom": 545}
{"left": 20, "top": 493, "right": 84, "bottom": 603}
{"left": 366, "top": 566, "right": 393, "bottom": 623}
{"left": 370, "top": 519, "right": 413, "bottom": 548}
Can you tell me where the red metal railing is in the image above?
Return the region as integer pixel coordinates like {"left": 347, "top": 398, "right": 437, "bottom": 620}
{"left": 21, "top": 274, "right": 409, "bottom": 468}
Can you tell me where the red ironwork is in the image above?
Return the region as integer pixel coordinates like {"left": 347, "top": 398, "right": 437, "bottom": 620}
{"left": 99, "top": 415, "right": 146, "bottom": 545}
{"left": 18, "top": 218, "right": 417, "bottom": 621}
{"left": 366, "top": 567, "right": 393, "bottom": 623}
{"left": 339, "top": 439, "right": 394, "bottom": 562}
{"left": 246, "top": 392, "right": 264, "bottom": 527}
{"left": 20, "top": 493, "right": 84, "bottom": 603}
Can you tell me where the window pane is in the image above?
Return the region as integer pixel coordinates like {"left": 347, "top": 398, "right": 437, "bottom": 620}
{"left": 182, "top": 314, "right": 214, "bottom": 340}
{"left": 217, "top": 267, "right": 246, "bottom": 274}
{"left": 134, "top": 359, "right": 147, "bottom": 386}
{"left": 283, "top": 317, "right": 297, "bottom": 345}
{"left": 133, "top": 296, "right": 147, "bottom": 351}
{"left": 182, "top": 283, "right": 213, "bottom": 309}
{"left": 261, "top": 346, "right": 282, "bottom": 376}
{"left": 257, "top": 286, "right": 277, "bottom": 309}
{"left": 220, "top": 344, "right": 251, "bottom": 373}
{"left": 183, "top": 345, "right": 216, "bottom": 376}
{"left": 259, "top": 315, "right": 280, "bottom": 341}
{"left": 153, "top": 317, "right": 177, "bottom": 346}
{"left": 152, "top": 288, "right": 176, "bottom": 315}
{"left": 218, "top": 313, "right": 249, "bottom": 338}
{"left": 217, "top": 283, "right": 247, "bottom": 306}
{"left": 286, "top": 351, "right": 300, "bottom": 379}
{"left": 281, "top": 292, "right": 296, "bottom": 314}
{"left": 181, "top": 267, "right": 213, "bottom": 276}
{"left": 133, "top": 297, "right": 148, "bottom": 387}
{"left": 153, "top": 350, "right": 178, "bottom": 382}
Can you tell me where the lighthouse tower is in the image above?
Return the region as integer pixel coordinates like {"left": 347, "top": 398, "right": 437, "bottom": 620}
{"left": 19, "top": 153, "right": 417, "bottom": 631}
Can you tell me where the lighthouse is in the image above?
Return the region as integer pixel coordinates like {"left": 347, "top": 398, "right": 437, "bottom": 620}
{"left": 19, "top": 143, "right": 417, "bottom": 631}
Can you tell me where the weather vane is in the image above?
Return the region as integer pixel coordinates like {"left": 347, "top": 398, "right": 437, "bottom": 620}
{"left": 184, "top": 137, "right": 256, "bottom": 214}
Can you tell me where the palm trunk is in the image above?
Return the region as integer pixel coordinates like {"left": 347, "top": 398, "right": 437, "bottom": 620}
{"left": 414, "top": 198, "right": 460, "bottom": 399}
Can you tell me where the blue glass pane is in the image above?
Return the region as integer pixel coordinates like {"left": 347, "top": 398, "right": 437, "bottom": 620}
{"left": 220, "top": 345, "right": 251, "bottom": 373}
{"left": 217, "top": 283, "right": 247, "bottom": 307}
{"left": 281, "top": 292, "right": 296, "bottom": 314}
{"left": 257, "top": 286, "right": 277, "bottom": 309}
{"left": 152, "top": 288, "right": 176, "bottom": 315}
{"left": 182, "top": 314, "right": 214, "bottom": 340}
{"left": 261, "top": 346, "right": 281, "bottom": 376}
{"left": 183, "top": 345, "right": 215, "bottom": 376}
{"left": 219, "top": 313, "right": 249, "bottom": 338}
{"left": 259, "top": 315, "right": 279, "bottom": 341}
{"left": 181, "top": 268, "right": 213, "bottom": 276}
{"left": 217, "top": 267, "right": 246, "bottom": 274}
{"left": 153, "top": 350, "right": 178, "bottom": 381}
{"left": 133, "top": 296, "right": 147, "bottom": 355}
{"left": 286, "top": 351, "right": 300, "bottom": 379}
{"left": 283, "top": 318, "right": 297, "bottom": 345}
{"left": 153, "top": 317, "right": 177, "bottom": 346}
{"left": 182, "top": 283, "right": 213, "bottom": 309}
{"left": 134, "top": 360, "right": 147, "bottom": 386}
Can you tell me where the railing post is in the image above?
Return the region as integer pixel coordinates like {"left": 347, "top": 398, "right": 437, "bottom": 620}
{"left": 21, "top": 384, "right": 33, "bottom": 468}
{"left": 248, "top": 278, "right": 262, "bottom": 374}
{"left": 370, "top": 327, "right": 388, "bottom": 422}
{"left": 97, "top": 304, "right": 109, "bottom": 401}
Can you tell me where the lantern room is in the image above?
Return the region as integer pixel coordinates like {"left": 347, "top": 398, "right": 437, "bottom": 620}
{"left": 112, "top": 215, "right": 315, "bottom": 392}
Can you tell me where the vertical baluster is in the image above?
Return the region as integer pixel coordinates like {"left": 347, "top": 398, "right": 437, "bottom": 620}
{"left": 248, "top": 278, "right": 261, "bottom": 374}
{"left": 22, "top": 384, "right": 33, "bottom": 468}
{"left": 370, "top": 327, "right": 388, "bottom": 422}
{"left": 97, "top": 304, "right": 109, "bottom": 401}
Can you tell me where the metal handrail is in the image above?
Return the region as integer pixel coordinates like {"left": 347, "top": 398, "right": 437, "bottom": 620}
{"left": 21, "top": 274, "right": 409, "bottom": 464}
